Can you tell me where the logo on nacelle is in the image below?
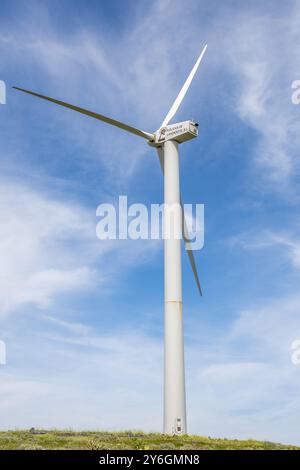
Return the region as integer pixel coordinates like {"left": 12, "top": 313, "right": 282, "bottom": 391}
{"left": 158, "top": 127, "right": 167, "bottom": 142}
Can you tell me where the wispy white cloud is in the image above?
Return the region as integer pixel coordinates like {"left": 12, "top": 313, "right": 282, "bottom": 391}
{"left": 0, "top": 181, "right": 96, "bottom": 314}
{"left": 0, "top": 318, "right": 163, "bottom": 431}
{"left": 220, "top": 4, "right": 300, "bottom": 192}
{"left": 230, "top": 228, "right": 300, "bottom": 270}
{"left": 187, "top": 291, "right": 300, "bottom": 445}
{"left": 0, "top": 180, "right": 160, "bottom": 315}
{"left": 41, "top": 314, "right": 91, "bottom": 335}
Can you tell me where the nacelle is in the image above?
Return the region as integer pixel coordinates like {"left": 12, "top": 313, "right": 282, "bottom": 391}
{"left": 149, "top": 120, "right": 198, "bottom": 147}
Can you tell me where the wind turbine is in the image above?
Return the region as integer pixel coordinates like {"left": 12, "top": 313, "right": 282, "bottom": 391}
{"left": 13, "top": 43, "right": 207, "bottom": 435}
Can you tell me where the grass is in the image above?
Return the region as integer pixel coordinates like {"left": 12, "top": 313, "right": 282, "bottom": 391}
{"left": 0, "top": 430, "right": 298, "bottom": 450}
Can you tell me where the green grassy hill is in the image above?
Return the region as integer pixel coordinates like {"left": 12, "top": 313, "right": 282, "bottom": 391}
{"left": 0, "top": 430, "right": 298, "bottom": 450}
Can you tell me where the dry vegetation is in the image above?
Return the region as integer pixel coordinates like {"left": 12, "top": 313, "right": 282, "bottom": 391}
{"left": 0, "top": 430, "right": 298, "bottom": 450}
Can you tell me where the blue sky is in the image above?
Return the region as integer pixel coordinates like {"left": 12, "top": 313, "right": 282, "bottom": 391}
{"left": 1, "top": 0, "right": 300, "bottom": 444}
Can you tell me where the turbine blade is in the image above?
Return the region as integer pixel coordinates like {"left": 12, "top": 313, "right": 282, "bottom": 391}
{"left": 160, "top": 44, "right": 207, "bottom": 128}
{"left": 182, "top": 215, "right": 203, "bottom": 296}
{"left": 157, "top": 146, "right": 164, "bottom": 171}
{"left": 156, "top": 148, "right": 202, "bottom": 296}
{"left": 13, "top": 87, "right": 153, "bottom": 140}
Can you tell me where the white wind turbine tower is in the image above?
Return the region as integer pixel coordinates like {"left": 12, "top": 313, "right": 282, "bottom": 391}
{"left": 13, "top": 44, "right": 207, "bottom": 435}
